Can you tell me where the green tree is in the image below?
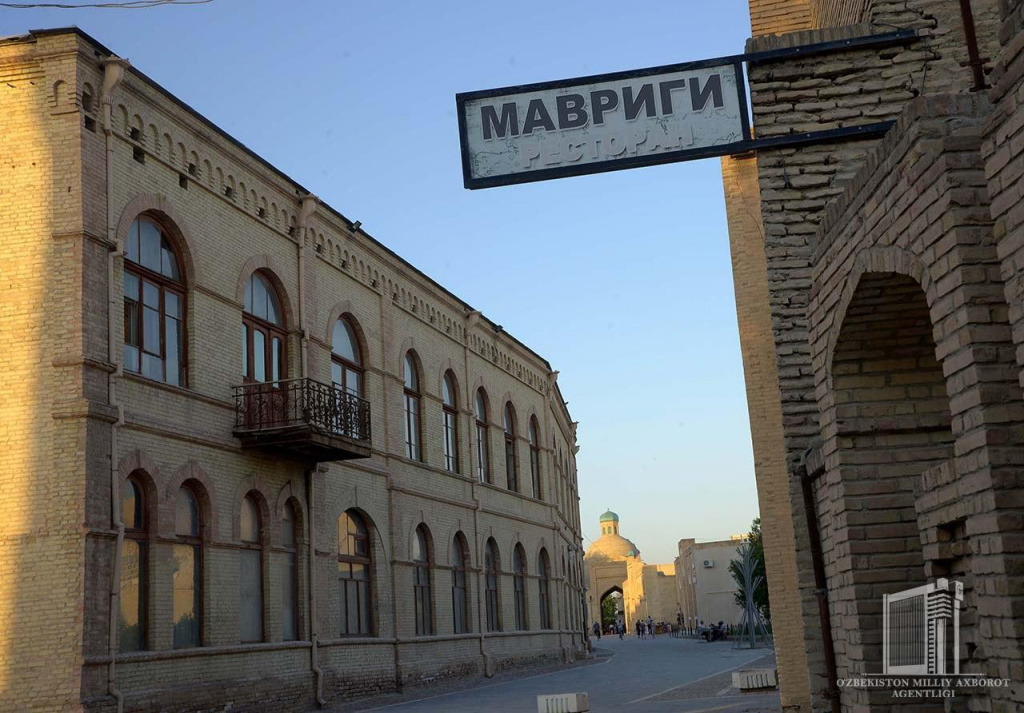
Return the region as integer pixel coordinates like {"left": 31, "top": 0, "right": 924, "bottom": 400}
{"left": 729, "top": 517, "right": 770, "bottom": 623}
{"left": 600, "top": 593, "right": 619, "bottom": 628}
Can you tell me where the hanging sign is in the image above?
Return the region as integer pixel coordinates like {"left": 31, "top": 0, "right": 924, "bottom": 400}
{"left": 456, "top": 58, "right": 749, "bottom": 189}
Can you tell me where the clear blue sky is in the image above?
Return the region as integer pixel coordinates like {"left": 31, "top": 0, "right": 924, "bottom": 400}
{"left": 2, "top": 0, "right": 758, "bottom": 564}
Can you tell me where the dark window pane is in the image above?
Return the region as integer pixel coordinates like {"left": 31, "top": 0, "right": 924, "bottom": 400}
{"left": 266, "top": 284, "right": 281, "bottom": 325}
{"left": 240, "top": 549, "right": 262, "bottom": 642}
{"left": 331, "top": 361, "right": 342, "bottom": 387}
{"left": 346, "top": 369, "right": 360, "bottom": 396}
{"left": 251, "top": 275, "right": 267, "bottom": 320}
{"left": 332, "top": 319, "right": 359, "bottom": 363}
{"left": 282, "top": 552, "right": 297, "bottom": 641}
{"left": 165, "top": 316, "right": 180, "bottom": 386}
{"left": 160, "top": 238, "right": 180, "bottom": 280}
{"left": 282, "top": 504, "right": 296, "bottom": 549}
{"left": 122, "top": 479, "right": 142, "bottom": 530}
{"left": 271, "top": 337, "right": 282, "bottom": 383}
{"left": 142, "top": 304, "right": 160, "bottom": 353}
{"left": 240, "top": 497, "right": 260, "bottom": 542}
{"left": 242, "top": 324, "right": 248, "bottom": 378}
{"left": 141, "top": 352, "right": 162, "bottom": 381}
{"left": 119, "top": 539, "right": 144, "bottom": 652}
{"left": 139, "top": 220, "right": 162, "bottom": 272}
{"left": 126, "top": 221, "right": 140, "bottom": 264}
{"left": 175, "top": 487, "right": 198, "bottom": 537}
{"left": 123, "top": 344, "right": 139, "bottom": 373}
{"left": 165, "top": 291, "right": 181, "bottom": 319}
{"left": 172, "top": 543, "right": 199, "bottom": 648}
{"left": 253, "top": 330, "right": 266, "bottom": 382}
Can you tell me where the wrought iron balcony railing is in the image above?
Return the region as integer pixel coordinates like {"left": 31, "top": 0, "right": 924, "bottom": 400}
{"left": 232, "top": 377, "right": 372, "bottom": 461}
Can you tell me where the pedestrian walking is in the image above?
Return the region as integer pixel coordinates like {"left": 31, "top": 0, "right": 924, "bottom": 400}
{"left": 592, "top": 621, "right": 601, "bottom": 640}
{"left": 617, "top": 620, "right": 624, "bottom": 640}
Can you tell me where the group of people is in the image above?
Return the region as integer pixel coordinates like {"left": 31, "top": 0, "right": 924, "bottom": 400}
{"left": 591, "top": 616, "right": 668, "bottom": 641}
{"left": 590, "top": 617, "right": 734, "bottom": 643}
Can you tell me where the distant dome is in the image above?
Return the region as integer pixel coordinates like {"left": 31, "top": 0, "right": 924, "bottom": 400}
{"left": 586, "top": 510, "right": 639, "bottom": 561}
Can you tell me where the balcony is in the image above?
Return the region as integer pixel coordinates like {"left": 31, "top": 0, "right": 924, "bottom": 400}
{"left": 233, "top": 378, "right": 372, "bottom": 461}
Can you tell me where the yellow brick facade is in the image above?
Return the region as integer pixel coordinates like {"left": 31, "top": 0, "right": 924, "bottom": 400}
{"left": 0, "top": 28, "right": 586, "bottom": 712}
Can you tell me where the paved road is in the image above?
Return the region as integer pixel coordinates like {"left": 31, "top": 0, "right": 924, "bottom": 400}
{"left": 357, "top": 636, "right": 781, "bottom": 713}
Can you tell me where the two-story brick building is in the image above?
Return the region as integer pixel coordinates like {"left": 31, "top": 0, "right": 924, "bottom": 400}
{"left": 0, "top": 27, "right": 586, "bottom": 712}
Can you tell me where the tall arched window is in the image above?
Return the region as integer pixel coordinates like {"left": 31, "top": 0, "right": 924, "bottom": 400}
{"left": 451, "top": 534, "right": 469, "bottom": 634}
{"left": 242, "top": 272, "right": 285, "bottom": 385}
{"left": 240, "top": 494, "right": 263, "bottom": 643}
{"left": 338, "top": 510, "right": 372, "bottom": 635}
{"left": 173, "top": 484, "right": 202, "bottom": 648}
{"left": 513, "top": 544, "right": 527, "bottom": 631}
{"left": 403, "top": 353, "right": 422, "bottom": 461}
{"left": 413, "top": 525, "right": 432, "bottom": 636}
{"left": 123, "top": 216, "right": 186, "bottom": 385}
{"left": 442, "top": 371, "right": 459, "bottom": 473}
{"left": 281, "top": 500, "right": 299, "bottom": 641}
{"left": 538, "top": 550, "right": 552, "bottom": 629}
{"left": 485, "top": 538, "right": 501, "bottom": 632}
{"left": 332, "top": 317, "right": 363, "bottom": 437}
{"left": 565, "top": 553, "right": 573, "bottom": 631}
{"left": 475, "top": 389, "right": 490, "bottom": 484}
{"left": 503, "top": 403, "right": 518, "bottom": 492}
{"left": 119, "top": 475, "right": 147, "bottom": 652}
{"left": 331, "top": 317, "right": 362, "bottom": 396}
{"left": 529, "top": 418, "right": 541, "bottom": 500}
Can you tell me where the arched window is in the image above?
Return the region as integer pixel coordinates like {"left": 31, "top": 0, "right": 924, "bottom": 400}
{"left": 528, "top": 417, "right": 541, "bottom": 500}
{"left": 565, "top": 553, "right": 573, "bottom": 631}
{"left": 513, "top": 544, "right": 527, "bottom": 631}
{"left": 503, "top": 403, "right": 518, "bottom": 492}
{"left": 484, "top": 538, "right": 501, "bottom": 632}
{"left": 451, "top": 534, "right": 469, "bottom": 634}
{"left": 119, "top": 475, "right": 147, "bottom": 652}
{"left": 240, "top": 494, "right": 263, "bottom": 643}
{"left": 173, "top": 484, "right": 202, "bottom": 648}
{"left": 442, "top": 371, "right": 459, "bottom": 473}
{"left": 413, "top": 525, "right": 432, "bottom": 636}
{"left": 338, "top": 510, "right": 372, "bottom": 635}
{"left": 475, "top": 389, "right": 490, "bottom": 484}
{"left": 403, "top": 353, "right": 422, "bottom": 461}
{"left": 281, "top": 500, "right": 299, "bottom": 641}
{"left": 331, "top": 317, "right": 362, "bottom": 396}
{"left": 123, "top": 217, "right": 186, "bottom": 385}
{"left": 242, "top": 272, "right": 285, "bottom": 385}
{"left": 538, "top": 550, "right": 552, "bottom": 629}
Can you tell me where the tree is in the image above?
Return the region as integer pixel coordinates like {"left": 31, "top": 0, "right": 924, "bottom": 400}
{"left": 729, "top": 517, "right": 770, "bottom": 623}
{"left": 600, "top": 593, "right": 619, "bottom": 627}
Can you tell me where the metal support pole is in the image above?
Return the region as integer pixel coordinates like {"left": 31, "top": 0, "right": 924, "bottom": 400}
{"left": 959, "top": 0, "right": 989, "bottom": 91}
{"left": 800, "top": 461, "right": 841, "bottom": 713}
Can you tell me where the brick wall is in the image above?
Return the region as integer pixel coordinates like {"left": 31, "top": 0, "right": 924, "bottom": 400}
{"left": 0, "top": 30, "right": 90, "bottom": 712}
{"left": 722, "top": 154, "right": 813, "bottom": 712}
{"left": 749, "top": 0, "right": 813, "bottom": 37}
{"left": 731, "top": 1, "right": 1010, "bottom": 710}
{"left": 0, "top": 28, "right": 589, "bottom": 712}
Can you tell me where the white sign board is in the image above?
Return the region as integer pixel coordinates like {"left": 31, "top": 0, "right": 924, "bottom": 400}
{"left": 456, "top": 59, "right": 749, "bottom": 189}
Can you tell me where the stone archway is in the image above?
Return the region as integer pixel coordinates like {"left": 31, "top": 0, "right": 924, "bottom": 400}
{"left": 820, "top": 272, "right": 955, "bottom": 709}
{"left": 599, "top": 586, "right": 623, "bottom": 629}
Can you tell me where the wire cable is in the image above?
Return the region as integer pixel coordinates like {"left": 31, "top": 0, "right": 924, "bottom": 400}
{"left": 1, "top": 0, "right": 212, "bottom": 8}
